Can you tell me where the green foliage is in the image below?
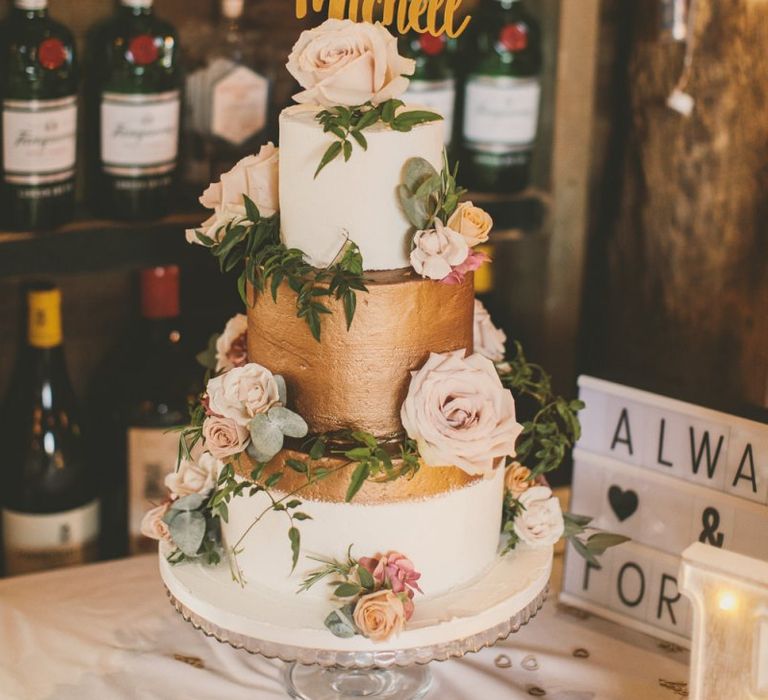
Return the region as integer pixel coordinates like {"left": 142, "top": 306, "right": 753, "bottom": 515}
{"left": 324, "top": 604, "right": 357, "bottom": 638}
{"left": 397, "top": 151, "right": 465, "bottom": 229}
{"left": 314, "top": 99, "right": 442, "bottom": 177}
{"left": 336, "top": 431, "right": 421, "bottom": 502}
{"left": 191, "top": 195, "right": 368, "bottom": 341}
{"left": 247, "top": 405, "right": 308, "bottom": 463}
{"left": 497, "top": 341, "right": 585, "bottom": 477}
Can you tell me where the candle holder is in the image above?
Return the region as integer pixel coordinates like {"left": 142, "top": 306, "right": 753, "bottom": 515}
{"left": 159, "top": 545, "right": 552, "bottom": 700}
{"left": 679, "top": 542, "right": 768, "bottom": 700}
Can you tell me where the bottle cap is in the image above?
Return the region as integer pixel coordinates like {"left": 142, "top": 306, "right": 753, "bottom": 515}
{"left": 14, "top": 0, "right": 47, "bottom": 9}
{"left": 222, "top": 0, "right": 245, "bottom": 19}
{"left": 140, "top": 266, "right": 180, "bottom": 320}
{"left": 27, "top": 285, "right": 63, "bottom": 349}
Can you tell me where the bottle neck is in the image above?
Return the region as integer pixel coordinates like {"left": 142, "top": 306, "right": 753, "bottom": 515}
{"left": 120, "top": 0, "right": 153, "bottom": 16}
{"left": 12, "top": 1, "right": 48, "bottom": 19}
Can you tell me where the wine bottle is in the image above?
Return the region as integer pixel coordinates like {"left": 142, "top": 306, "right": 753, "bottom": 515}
{"left": 400, "top": 31, "right": 456, "bottom": 150}
{"left": 0, "top": 0, "right": 78, "bottom": 231}
{"left": 87, "top": 0, "right": 181, "bottom": 220}
{"left": 461, "top": 0, "right": 542, "bottom": 193}
{"left": 183, "top": 0, "right": 275, "bottom": 188}
{"left": 0, "top": 284, "right": 99, "bottom": 577}
{"left": 89, "top": 266, "right": 199, "bottom": 557}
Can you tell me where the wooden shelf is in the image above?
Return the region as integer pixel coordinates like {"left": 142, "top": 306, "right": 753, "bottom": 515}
{"left": 0, "top": 211, "right": 203, "bottom": 279}
{"left": 0, "top": 191, "right": 548, "bottom": 279}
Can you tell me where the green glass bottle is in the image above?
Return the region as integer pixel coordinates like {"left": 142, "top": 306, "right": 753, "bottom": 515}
{"left": 0, "top": 0, "right": 78, "bottom": 231}
{"left": 400, "top": 31, "right": 457, "bottom": 151}
{"left": 88, "top": 0, "right": 181, "bottom": 220}
{"left": 1, "top": 284, "right": 99, "bottom": 576}
{"left": 461, "top": 0, "right": 542, "bottom": 193}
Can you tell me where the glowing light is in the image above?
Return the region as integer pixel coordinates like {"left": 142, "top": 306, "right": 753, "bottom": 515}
{"left": 718, "top": 592, "right": 738, "bottom": 612}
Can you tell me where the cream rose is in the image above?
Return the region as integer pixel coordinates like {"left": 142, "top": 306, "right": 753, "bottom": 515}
{"left": 185, "top": 143, "right": 279, "bottom": 244}
{"left": 447, "top": 202, "right": 493, "bottom": 247}
{"left": 410, "top": 219, "right": 469, "bottom": 281}
{"left": 505, "top": 462, "right": 532, "bottom": 497}
{"left": 215, "top": 313, "right": 248, "bottom": 372}
{"left": 164, "top": 452, "right": 220, "bottom": 498}
{"left": 206, "top": 362, "right": 281, "bottom": 427}
{"left": 513, "top": 486, "right": 565, "bottom": 547}
{"left": 287, "top": 19, "right": 414, "bottom": 107}
{"left": 353, "top": 590, "right": 407, "bottom": 641}
{"left": 202, "top": 415, "right": 249, "bottom": 459}
{"left": 140, "top": 503, "right": 172, "bottom": 543}
{"left": 474, "top": 299, "right": 507, "bottom": 362}
{"left": 400, "top": 349, "right": 524, "bottom": 477}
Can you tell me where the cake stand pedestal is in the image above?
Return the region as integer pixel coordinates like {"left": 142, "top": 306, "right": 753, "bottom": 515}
{"left": 160, "top": 546, "right": 551, "bottom": 700}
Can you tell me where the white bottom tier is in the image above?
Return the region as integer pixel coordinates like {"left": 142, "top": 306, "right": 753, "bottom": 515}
{"left": 221, "top": 467, "right": 506, "bottom": 599}
{"left": 159, "top": 542, "right": 552, "bottom": 654}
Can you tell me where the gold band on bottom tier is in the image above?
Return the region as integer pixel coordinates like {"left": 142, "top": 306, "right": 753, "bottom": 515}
{"left": 247, "top": 269, "right": 474, "bottom": 438}
{"left": 233, "top": 449, "right": 481, "bottom": 505}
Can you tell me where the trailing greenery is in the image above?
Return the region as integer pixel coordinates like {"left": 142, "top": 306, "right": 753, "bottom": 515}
{"left": 397, "top": 152, "right": 466, "bottom": 230}
{"left": 332, "top": 430, "right": 421, "bottom": 502}
{"left": 314, "top": 99, "right": 442, "bottom": 177}
{"left": 191, "top": 195, "right": 368, "bottom": 341}
{"left": 496, "top": 341, "right": 585, "bottom": 477}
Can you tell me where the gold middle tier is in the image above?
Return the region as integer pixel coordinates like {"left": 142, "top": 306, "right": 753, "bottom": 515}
{"left": 248, "top": 269, "right": 474, "bottom": 437}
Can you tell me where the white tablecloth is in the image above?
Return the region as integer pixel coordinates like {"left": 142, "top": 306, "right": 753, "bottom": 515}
{"left": 0, "top": 552, "right": 689, "bottom": 700}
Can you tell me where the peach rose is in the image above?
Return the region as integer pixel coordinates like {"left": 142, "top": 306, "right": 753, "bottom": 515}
{"left": 164, "top": 452, "right": 220, "bottom": 498}
{"left": 202, "top": 415, "right": 249, "bottom": 459}
{"left": 410, "top": 219, "right": 469, "bottom": 281}
{"left": 474, "top": 299, "right": 507, "bottom": 362}
{"left": 215, "top": 313, "right": 248, "bottom": 372}
{"left": 186, "top": 143, "right": 279, "bottom": 244}
{"left": 447, "top": 202, "right": 493, "bottom": 247}
{"left": 513, "top": 486, "right": 565, "bottom": 547}
{"left": 505, "top": 462, "right": 532, "bottom": 497}
{"left": 206, "top": 362, "right": 281, "bottom": 427}
{"left": 287, "top": 19, "right": 414, "bottom": 107}
{"left": 353, "top": 590, "right": 407, "bottom": 641}
{"left": 140, "top": 503, "right": 172, "bottom": 543}
{"left": 401, "top": 349, "right": 524, "bottom": 478}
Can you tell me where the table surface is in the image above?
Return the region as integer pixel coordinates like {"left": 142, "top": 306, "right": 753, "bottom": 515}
{"left": 0, "top": 551, "right": 690, "bottom": 700}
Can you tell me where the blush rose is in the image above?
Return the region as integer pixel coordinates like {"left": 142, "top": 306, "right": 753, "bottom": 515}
{"left": 513, "top": 486, "right": 565, "bottom": 547}
{"left": 287, "top": 19, "right": 415, "bottom": 107}
{"left": 400, "top": 349, "right": 523, "bottom": 477}
{"left": 215, "top": 313, "right": 248, "bottom": 372}
{"left": 206, "top": 362, "right": 281, "bottom": 427}
{"left": 473, "top": 299, "right": 507, "bottom": 362}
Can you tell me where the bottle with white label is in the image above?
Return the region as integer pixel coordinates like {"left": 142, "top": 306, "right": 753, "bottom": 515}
{"left": 400, "top": 30, "right": 457, "bottom": 152}
{"left": 87, "top": 0, "right": 181, "bottom": 220}
{"left": 1, "top": 283, "right": 99, "bottom": 577}
{"left": 461, "top": 0, "right": 542, "bottom": 193}
{"left": 0, "top": 0, "right": 78, "bottom": 230}
{"left": 183, "top": 0, "right": 275, "bottom": 187}
{"left": 88, "top": 266, "right": 200, "bottom": 557}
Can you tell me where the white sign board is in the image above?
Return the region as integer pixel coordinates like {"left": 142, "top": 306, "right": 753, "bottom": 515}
{"left": 561, "top": 376, "right": 768, "bottom": 646}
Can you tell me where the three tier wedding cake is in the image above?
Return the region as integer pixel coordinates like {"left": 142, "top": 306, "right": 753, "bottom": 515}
{"left": 146, "top": 19, "right": 607, "bottom": 644}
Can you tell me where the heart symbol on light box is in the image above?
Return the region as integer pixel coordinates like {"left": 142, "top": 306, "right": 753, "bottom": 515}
{"left": 608, "top": 485, "right": 639, "bottom": 522}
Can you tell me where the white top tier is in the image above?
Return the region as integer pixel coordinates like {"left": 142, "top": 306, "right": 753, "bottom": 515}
{"left": 278, "top": 105, "right": 444, "bottom": 271}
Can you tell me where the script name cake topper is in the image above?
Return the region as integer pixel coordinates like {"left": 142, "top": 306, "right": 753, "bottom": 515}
{"left": 295, "top": 0, "right": 471, "bottom": 38}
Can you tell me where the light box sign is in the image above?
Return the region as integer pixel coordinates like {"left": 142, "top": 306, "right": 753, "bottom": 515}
{"left": 560, "top": 376, "right": 768, "bottom": 646}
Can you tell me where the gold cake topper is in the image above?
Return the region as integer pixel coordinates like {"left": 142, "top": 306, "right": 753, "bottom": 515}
{"left": 295, "top": 0, "right": 471, "bottom": 38}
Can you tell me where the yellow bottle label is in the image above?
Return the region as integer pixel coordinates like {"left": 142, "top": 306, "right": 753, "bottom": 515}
{"left": 474, "top": 243, "right": 495, "bottom": 295}
{"left": 28, "top": 288, "right": 63, "bottom": 348}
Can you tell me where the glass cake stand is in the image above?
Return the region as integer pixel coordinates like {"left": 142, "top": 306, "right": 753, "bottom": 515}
{"left": 160, "top": 546, "right": 551, "bottom": 700}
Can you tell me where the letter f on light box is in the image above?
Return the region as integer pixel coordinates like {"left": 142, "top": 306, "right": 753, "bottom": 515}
{"left": 680, "top": 543, "right": 768, "bottom": 699}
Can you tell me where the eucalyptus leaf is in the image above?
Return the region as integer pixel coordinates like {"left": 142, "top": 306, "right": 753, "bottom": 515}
{"left": 274, "top": 374, "right": 287, "bottom": 405}
{"left": 171, "top": 493, "right": 207, "bottom": 512}
{"left": 168, "top": 510, "right": 207, "bottom": 557}
{"left": 586, "top": 532, "right": 631, "bottom": 554}
{"left": 268, "top": 406, "right": 309, "bottom": 438}
{"left": 401, "top": 157, "right": 438, "bottom": 192}
{"left": 324, "top": 605, "right": 358, "bottom": 638}
{"left": 248, "top": 414, "right": 285, "bottom": 462}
